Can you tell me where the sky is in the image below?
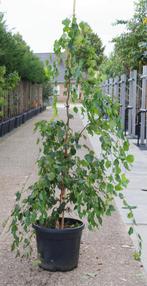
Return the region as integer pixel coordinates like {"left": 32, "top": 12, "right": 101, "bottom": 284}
{"left": 0, "top": 0, "right": 135, "bottom": 55}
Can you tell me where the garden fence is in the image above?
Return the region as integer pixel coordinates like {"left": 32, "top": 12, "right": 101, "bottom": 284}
{"left": 101, "top": 65, "right": 147, "bottom": 145}
{"left": 1, "top": 80, "right": 43, "bottom": 121}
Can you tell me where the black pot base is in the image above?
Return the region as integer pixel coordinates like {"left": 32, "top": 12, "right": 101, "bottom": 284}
{"left": 33, "top": 218, "right": 84, "bottom": 272}
{"left": 38, "top": 262, "right": 77, "bottom": 272}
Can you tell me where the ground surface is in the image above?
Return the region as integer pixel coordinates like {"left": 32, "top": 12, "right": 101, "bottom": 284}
{"left": 0, "top": 108, "right": 147, "bottom": 286}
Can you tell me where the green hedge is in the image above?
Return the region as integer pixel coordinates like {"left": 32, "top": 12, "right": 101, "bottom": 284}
{"left": 0, "top": 12, "right": 46, "bottom": 84}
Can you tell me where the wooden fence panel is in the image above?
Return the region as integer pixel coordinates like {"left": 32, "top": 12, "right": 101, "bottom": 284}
{"left": 1, "top": 80, "right": 43, "bottom": 121}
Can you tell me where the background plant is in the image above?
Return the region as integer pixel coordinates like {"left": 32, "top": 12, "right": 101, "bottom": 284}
{"left": 0, "top": 12, "right": 46, "bottom": 84}
{"left": 100, "top": 0, "right": 147, "bottom": 78}
{"left": 0, "top": 66, "right": 20, "bottom": 118}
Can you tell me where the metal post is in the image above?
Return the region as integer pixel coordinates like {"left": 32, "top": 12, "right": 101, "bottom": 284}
{"left": 132, "top": 70, "right": 137, "bottom": 136}
{"left": 128, "top": 71, "right": 133, "bottom": 135}
{"left": 105, "top": 80, "right": 109, "bottom": 95}
{"left": 108, "top": 78, "right": 113, "bottom": 98}
{"left": 101, "top": 83, "right": 105, "bottom": 94}
{"left": 103, "top": 81, "right": 106, "bottom": 94}
{"left": 120, "top": 74, "right": 126, "bottom": 129}
{"left": 73, "top": 0, "right": 76, "bottom": 16}
{"left": 114, "top": 76, "right": 119, "bottom": 100}
{"left": 140, "top": 66, "right": 147, "bottom": 145}
{"left": 128, "top": 70, "right": 137, "bottom": 136}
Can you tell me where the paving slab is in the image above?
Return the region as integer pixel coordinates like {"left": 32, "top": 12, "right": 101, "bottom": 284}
{"left": 0, "top": 107, "right": 146, "bottom": 286}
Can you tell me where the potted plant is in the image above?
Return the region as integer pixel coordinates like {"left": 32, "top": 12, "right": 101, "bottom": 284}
{"left": 10, "top": 5, "right": 139, "bottom": 272}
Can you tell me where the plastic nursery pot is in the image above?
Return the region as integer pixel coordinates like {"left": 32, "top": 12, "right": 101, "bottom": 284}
{"left": 34, "top": 108, "right": 37, "bottom": 116}
{"left": 19, "top": 114, "right": 23, "bottom": 126}
{"left": 0, "top": 122, "right": 3, "bottom": 137}
{"left": 22, "top": 112, "right": 28, "bottom": 124}
{"left": 1, "top": 119, "right": 10, "bottom": 135}
{"left": 33, "top": 218, "right": 84, "bottom": 272}
{"left": 30, "top": 109, "right": 34, "bottom": 118}
{"left": 15, "top": 115, "right": 22, "bottom": 128}
{"left": 27, "top": 109, "right": 32, "bottom": 120}
{"left": 9, "top": 117, "right": 15, "bottom": 132}
{"left": 35, "top": 107, "right": 40, "bottom": 116}
{"left": 40, "top": 106, "right": 43, "bottom": 113}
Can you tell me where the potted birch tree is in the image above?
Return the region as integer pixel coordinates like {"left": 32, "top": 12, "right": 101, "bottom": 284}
{"left": 10, "top": 0, "right": 137, "bottom": 271}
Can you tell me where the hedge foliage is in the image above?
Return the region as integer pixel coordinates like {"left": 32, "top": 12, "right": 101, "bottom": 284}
{"left": 0, "top": 12, "right": 46, "bottom": 84}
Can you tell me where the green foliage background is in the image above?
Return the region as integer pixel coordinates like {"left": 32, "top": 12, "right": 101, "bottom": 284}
{"left": 100, "top": 0, "right": 147, "bottom": 78}
{"left": 0, "top": 12, "right": 46, "bottom": 83}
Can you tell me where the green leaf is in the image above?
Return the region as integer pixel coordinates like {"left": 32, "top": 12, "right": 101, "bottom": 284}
{"left": 62, "top": 18, "right": 70, "bottom": 27}
{"left": 126, "top": 155, "right": 134, "bottom": 163}
{"left": 133, "top": 251, "right": 141, "bottom": 261}
{"left": 127, "top": 212, "right": 133, "bottom": 219}
{"left": 16, "top": 191, "right": 21, "bottom": 201}
{"left": 73, "top": 106, "right": 78, "bottom": 113}
{"left": 70, "top": 147, "right": 76, "bottom": 155}
{"left": 123, "top": 140, "right": 129, "bottom": 151}
{"left": 128, "top": 226, "right": 133, "bottom": 235}
{"left": 48, "top": 172, "right": 56, "bottom": 181}
{"left": 85, "top": 153, "right": 94, "bottom": 163}
{"left": 105, "top": 160, "right": 111, "bottom": 168}
{"left": 115, "top": 184, "right": 123, "bottom": 191}
{"left": 107, "top": 183, "right": 113, "bottom": 193}
{"left": 119, "top": 192, "right": 124, "bottom": 199}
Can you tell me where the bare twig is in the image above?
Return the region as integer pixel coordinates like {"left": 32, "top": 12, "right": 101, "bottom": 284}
{"left": 79, "top": 123, "right": 90, "bottom": 138}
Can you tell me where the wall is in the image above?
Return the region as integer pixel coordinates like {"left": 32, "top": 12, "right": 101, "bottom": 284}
{"left": 57, "top": 83, "right": 83, "bottom": 102}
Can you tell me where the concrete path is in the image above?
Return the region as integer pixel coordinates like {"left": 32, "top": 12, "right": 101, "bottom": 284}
{"left": 0, "top": 108, "right": 147, "bottom": 286}
{"left": 80, "top": 105, "right": 147, "bottom": 274}
{"left": 115, "top": 141, "right": 147, "bottom": 273}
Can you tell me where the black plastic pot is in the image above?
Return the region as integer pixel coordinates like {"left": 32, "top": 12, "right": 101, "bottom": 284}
{"left": 19, "top": 114, "right": 23, "bottom": 125}
{"left": 33, "top": 218, "right": 84, "bottom": 272}
{"left": 0, "top": 122, "right": 3, "bottom": 137}
{"left": 9, "top": 117, "right": 15, "bottom": 132}
{"left": 22, "top": 112, "right": 28, "bottom": 124}
{"left": 28, "top": 109, "right": 34, "bottom": 119}
{"left": 15, "top": 114, "right": 23, "bottom": 128}
{"left": 1, "top": 119, "right": 10, "bottom": 135}
{"left": 35, "top": 107, "right": 39, "bottom": 115}
{"left": 39, "top": 106, "right": 43, "bottom": 113}
{"left": 15, "top": 115, "right": 20, "bottom": 128}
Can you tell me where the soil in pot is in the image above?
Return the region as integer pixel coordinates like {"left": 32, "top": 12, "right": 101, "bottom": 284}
{"left": 33, "top": 218, "right": 84, "bottom": 272}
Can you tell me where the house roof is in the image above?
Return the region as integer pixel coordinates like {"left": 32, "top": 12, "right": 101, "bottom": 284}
{"left": 35, "top": 52, "right": 65, "bottom": 83}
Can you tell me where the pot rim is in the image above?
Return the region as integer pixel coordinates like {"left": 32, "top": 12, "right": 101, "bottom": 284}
{"left": 33, "top": 217, "right": 85, "bottom": 234}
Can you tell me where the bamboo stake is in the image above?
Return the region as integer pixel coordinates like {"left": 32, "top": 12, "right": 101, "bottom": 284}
{"left": 73, "top": 0, "right": 76, "bottom": 16}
